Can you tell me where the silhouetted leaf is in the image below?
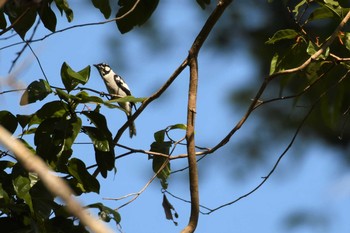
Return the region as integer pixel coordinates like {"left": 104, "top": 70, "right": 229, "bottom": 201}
{"left": 0, "top": 11, "right": 6, "bottom": 29}
{"left": 92, "top": 0, "right": 111, "bottom": 19}
{"left": 151, "top": 129, "right": 171, "bottom": 189}
{"left": 196, "top": 0, "right": 210, "bottom": 9}
{"left": 7, "top": 6, "right": 37, "bottom": 38}
{"left": 116, "top": 0, "right": 159, "bottom": 33}
{"left": 81, "top": 111, "right": 112, "bottom": 138}
{"left": 162, "top": 194, "right": 178, "bottom": 225}
{"left": 82, "top": 126, "right": 114, "bottom": 178}
{"left": 87, "top": 203, "right": 121, "bottom": 224}
{"left": 67, "top": 158, "right": 100, "bottom": 193}
{"left": 38, "top": 1, "right": 57, "bottom": 32}
{"left": 0, "top": 111, "right": 18, "bottom": 134}
{"left": 20, "top": 79, "right": 52, "bottom": 105}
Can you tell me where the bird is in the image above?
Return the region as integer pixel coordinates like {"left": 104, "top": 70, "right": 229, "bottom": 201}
{"left": 93, "top": 63, "right": 136, "bottom": 138}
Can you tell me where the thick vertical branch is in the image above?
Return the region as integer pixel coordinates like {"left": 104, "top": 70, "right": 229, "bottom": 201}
{"left": 182, "top": 54, "right": 200, "bottom": 233}
{"left": 181, "top": 1, "right": 233, "bottom": 232}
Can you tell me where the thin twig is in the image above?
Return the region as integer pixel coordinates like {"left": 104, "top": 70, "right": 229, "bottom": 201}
{"left": 105, "top": 157, "right": 170, "bottom": 210}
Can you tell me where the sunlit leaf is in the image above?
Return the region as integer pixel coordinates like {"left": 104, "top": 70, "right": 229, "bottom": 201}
{"left": 269, "top": 53, "right": 279, "bottom": 75}
{"left": 106, "top": 96, "right": 146, "bottom": 104}
{"left": 307, "top": 7, "right": 334, "bottom": 22}
{"left": 266, "top": 29, "right": 299, "bottom": 44}
{"left": 13, "top": 175, "right": 33, "bottom": 213}
{"left": 75, "top": 91, "right": 105, "bottom": 104}
{"left": 54, "top": 0, "right": 73, "bottom": 22}
{"left": 61, "top": 62, "right": 90, "bottom": 92}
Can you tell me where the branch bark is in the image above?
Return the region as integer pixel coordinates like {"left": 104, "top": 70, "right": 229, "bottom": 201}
{"left": 181, "top": 1, "right": 233, "bottom": 232}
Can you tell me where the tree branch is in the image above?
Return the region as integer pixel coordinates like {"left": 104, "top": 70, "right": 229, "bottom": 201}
{"left": 181, "top": 0, "right": 233, "bottom": 232}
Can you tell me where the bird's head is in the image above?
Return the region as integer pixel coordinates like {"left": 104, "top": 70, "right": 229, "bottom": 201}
{"left": 93, "top": 63, "right": 111, "bottom": 76}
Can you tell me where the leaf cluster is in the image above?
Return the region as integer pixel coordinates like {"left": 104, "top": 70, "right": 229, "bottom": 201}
{"left": 0, "top": 62, "right": 131, "bottom": 232}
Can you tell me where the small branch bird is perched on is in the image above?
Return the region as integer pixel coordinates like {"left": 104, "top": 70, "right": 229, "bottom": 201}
{"left": 93, "top": 63, "right": 136, "bottom": 138}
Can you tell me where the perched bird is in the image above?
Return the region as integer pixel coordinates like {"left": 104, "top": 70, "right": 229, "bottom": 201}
{"left": 94, "top": 63, "right": 136, "bottom": 138}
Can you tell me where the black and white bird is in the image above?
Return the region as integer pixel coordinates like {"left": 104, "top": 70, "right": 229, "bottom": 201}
{"left": 93, "top": 63, "right": 136, "bottom": 138}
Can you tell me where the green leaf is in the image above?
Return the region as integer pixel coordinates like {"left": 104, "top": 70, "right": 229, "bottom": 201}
{"left": 56, "top": 88, "right": 73, "bottom": 102}
{"left": 307, "top": 7, "right": 334, "bottom": 22}
{"left": 150, "top": 129, "right": 171, "bottom": 189}
{"left": 86, "top": 203, "right": 121, "bottom": 224}
{"left": 107, "top": 96, "right": 146, "bottom": 104}
{"left": 20, "top": 79, "right": 52, "bottom": 105}
{"left": 0, "top": 111, "right": 18, "bottom": 134}
{"left": 30, "top": 181, "right": 54, "bottom": 220}
{"left": 38, "top": 2, "right": 57, "bottom": 32}
{"left": 266, "top": 29, "right": 299, "bottom": 44}
{"left": 196, "top": 0, "right": 210, "bottom": 9}
{"left": 67, "top": 158, "right": 100, "bottom": 193}
{"left": 116, "top": 0, "right": 159, "bottom": 33}
{"left": 0, "top": 183, "right": 10, "bottom": 204}
{"left": 61, "top": 63, "right": 90, "bottom": 92}
{"left": 0, "top": 11, "right": 7, "bottom": 29}
{"left": 65, "top": 117, "right": 82, "bottom": 149}
{"left": 162, "top": 194, "right": 178, "bottom": 226}
{"left": 343, "top": 32, "right": 350, "bottom": 51}
{"left": 16, "top": 114, "right": 32, "bottom": 128}
{"left": 82, "top": 126, "right": 110, "bottom": 152}
{"left": 92, "top": 0, "right": 111, "bottom": 19}
{"left": 7, "top": 6, "right": 37, "bottom": 38}
{"left": 54, "top": 0, "right": 73, "bottom": 22}
{"left": 82, "top": 126, "right": 114, "bottom": 178}
{"left": 306, "top": 41, "right": 329, "bottom": 60}
{"left": 167, "top": 124, "right": 187, "bottom": 131}
{"left": 34, "top": 116, "right": 79, "bottom": 163}
{"left": 269, "top": 53, "right": 279, "bottom": 75}
{"left": 81, "top": 111, "right": 112, "bottom": 138}
{"left": 75, "top": 91, "right": 105, "bottom": 104}
{"left": 13, "top": 175, "right": 33, "bottom": 213}
{"left": 293, "top": 0, "right": 308, "bottom": 17}
{"left": 94, "top": 148, "right": 115, "bottom": 178}
{"left": 34, "top": 101, "right": 69, "bottom": 125}
{"left": 154, "top": 129, "right": 166, "bottom": 143}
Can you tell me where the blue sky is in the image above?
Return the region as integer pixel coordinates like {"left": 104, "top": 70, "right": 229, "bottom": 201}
{"left": 1, "top": 1, "right": 350, "bottom": 233}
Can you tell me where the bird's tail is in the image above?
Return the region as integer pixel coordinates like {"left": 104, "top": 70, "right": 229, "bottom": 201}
{"left": 128, "top": 116, "right": 136, "bottom": 138}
